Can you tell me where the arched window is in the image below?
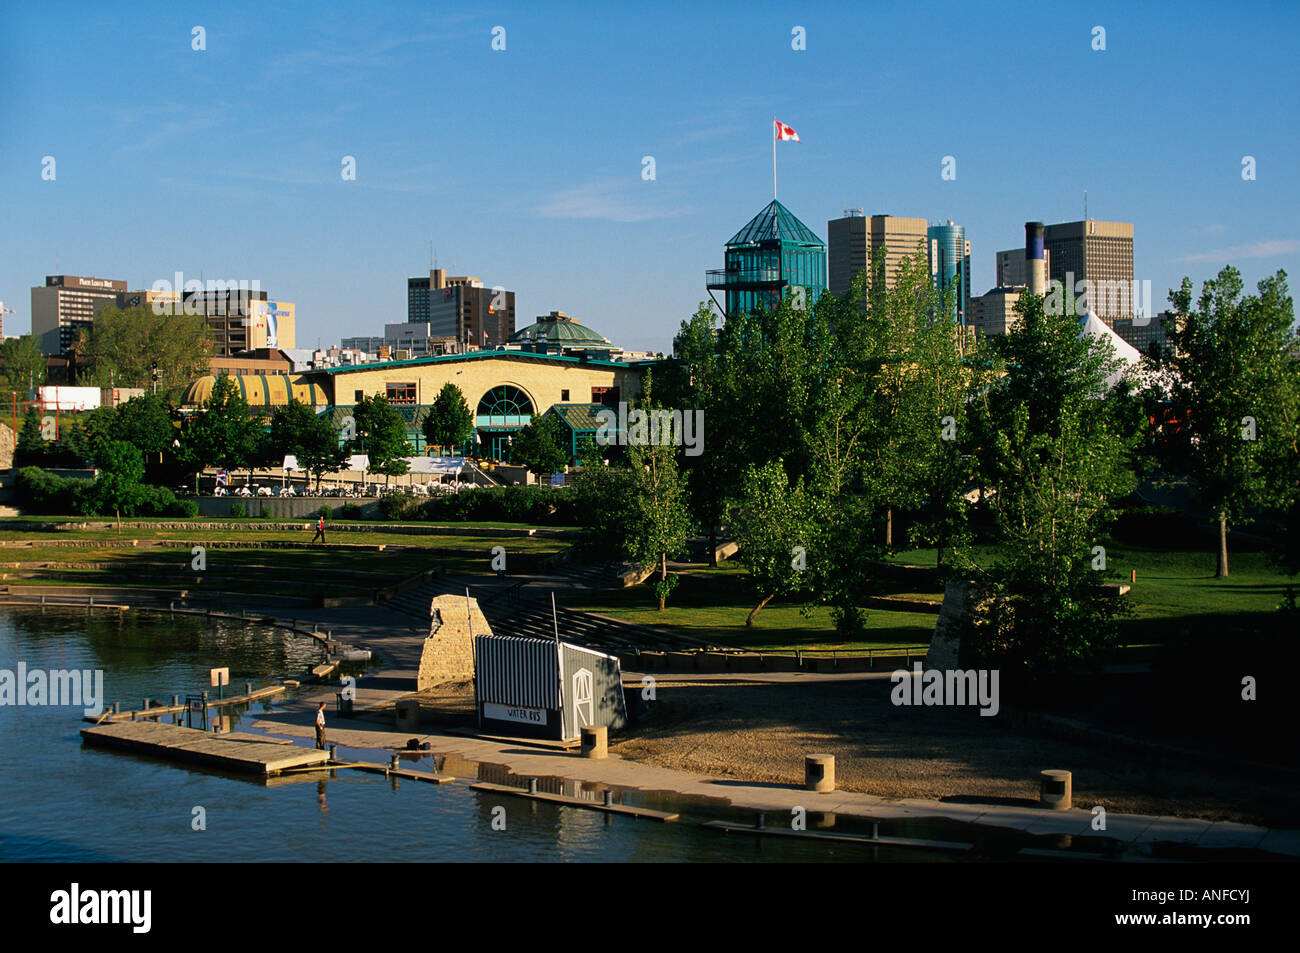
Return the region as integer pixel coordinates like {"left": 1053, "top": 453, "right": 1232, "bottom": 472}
{"left": 476, "top": 385, "right": 533, "bottom": 427}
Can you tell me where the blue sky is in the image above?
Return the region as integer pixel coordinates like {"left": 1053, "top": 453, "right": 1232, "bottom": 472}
{"left": 2, "top": 0, "right": 1297, "bottom": 351}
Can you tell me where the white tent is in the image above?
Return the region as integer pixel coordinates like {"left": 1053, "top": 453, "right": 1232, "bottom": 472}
{"left": 282, "top": 455, "right": 303, "bottom": 472}
{"left": 402, "top": 456, "right": 467, "bottom": 475}
{"left": 345, "top": 454, "right": 370, "bottom": 472}
{"left": 1078, "top": 311, "right": 1142, "bottom": 389}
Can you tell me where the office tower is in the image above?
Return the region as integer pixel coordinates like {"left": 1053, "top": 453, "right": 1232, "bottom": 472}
{"left": 927, "top": 220, "right": 971, "bottom": 324}
{"left": 707, "top": 199, "right": 826, "bottom": 319}
{"left": 827, "top": 212, "right": 928, "bottom": 297}
{"left": 31, "top": 275, "right": 126, "bottom": 354}
{"left": 995, "top": 246, "right": 1052, "bottom": 289}
{"left": 1043, "top": 219, "right": 1135, "bottom": 325}
{"left": 408, "top": 268, "right": 516, "bottom": 347}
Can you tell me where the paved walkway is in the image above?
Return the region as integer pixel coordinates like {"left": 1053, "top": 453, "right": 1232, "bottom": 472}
{"left": 247, "top": 694, "right": 1300, "bottom": 858}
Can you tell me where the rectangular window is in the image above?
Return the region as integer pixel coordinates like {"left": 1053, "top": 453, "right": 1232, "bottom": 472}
{"left": 386, "top": 382, "right": 417, "bottom": 404}
{"left": 591, "top": 386, "right": 619, "bottom": 406}
{"left": 354, "top": 389, "right": 364, "bottom": 402}
{"left": 560, "top": 389, "right": 570, "bottom": 402}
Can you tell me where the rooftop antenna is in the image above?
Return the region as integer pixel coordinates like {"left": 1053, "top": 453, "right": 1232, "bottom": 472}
{"left": 1084, "top": 189, "right": 1088, "bottom": 221}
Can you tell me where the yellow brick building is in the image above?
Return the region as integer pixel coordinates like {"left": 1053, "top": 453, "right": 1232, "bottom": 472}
{"left": 315, "top": 351, "right": 645, "bottom": 459}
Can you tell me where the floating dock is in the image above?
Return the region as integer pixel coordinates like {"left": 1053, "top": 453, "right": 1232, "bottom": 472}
{"left": 700, "top": 819, "right": 974, "bottom": 851}
{"left": 80, "top": 720, "right": 329, "bottom": 776}
{"left": 470, "top": 781, "right": 679, "bottom": 821}
{"left": 84, "top": 685, "right": 288, "bottom": 724}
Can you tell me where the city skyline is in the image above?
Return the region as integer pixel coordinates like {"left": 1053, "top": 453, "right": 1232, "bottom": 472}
{"left": 2, "top": 0, "right": 1297, "bottom": 352}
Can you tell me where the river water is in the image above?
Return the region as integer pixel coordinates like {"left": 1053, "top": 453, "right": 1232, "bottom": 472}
{"left": 2, "top": 607, "right": 989, "bottom": 862}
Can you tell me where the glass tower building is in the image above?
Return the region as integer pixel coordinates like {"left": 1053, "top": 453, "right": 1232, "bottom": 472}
{"left": 707, "top": 200, "right": 826, "bottom": 319}
{"left": 927, "top": 221, "right": 971, "bottom": 325}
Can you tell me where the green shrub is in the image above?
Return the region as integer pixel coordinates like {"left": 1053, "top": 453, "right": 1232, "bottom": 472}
{"left": 417, "top": 484, "right": 578, "bottom": 525}
{"left": 378, "top": 492, "right": 419, "bottom": 521}
{"left": 168, "top": 498, "right": 200, "bottom": 518}
{"left": 230, "top": 502, "right": 247, "bottom": 518}
{"left": 14, "top": 467, "right": 84, "bottom": 515}
{"left": 338, "top": 502, "right": 362, "bottom": 520}
{"left": 317, "top": 504, "right": 332, "bottom": 520}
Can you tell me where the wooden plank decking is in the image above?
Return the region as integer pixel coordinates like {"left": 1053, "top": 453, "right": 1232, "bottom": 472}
{"left": 80, "top": 720, "right": 328, "bottom": 776}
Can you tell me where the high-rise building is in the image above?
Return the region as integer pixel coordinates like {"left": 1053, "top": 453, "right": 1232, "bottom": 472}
{"left": 969, "top": 287, "right": 1023, "bottom": 337}
{"left": 826, "top": 212, "right": 928, "bottom": 296}
{"left": 995, "top": 246, "right": 1052, "bottom": 289}
{"left": 1043, "top": 219, "right": 1135, "bottom": 325}
{"left": 172, "top": 287, "right": 295, "bottom": 356}
{"left": 408, "top": 268, "right": 516, "bottom": 347}
{"left": 707, "top": 199, "right": 826, "bottom": 319}
{"left": 927, "top": 221, "right": 971, "bottom": 325}
{"left": 31, "top": 275, "right": 127, "bottom": 354}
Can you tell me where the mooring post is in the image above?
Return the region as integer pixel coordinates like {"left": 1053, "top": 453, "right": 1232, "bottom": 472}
{"left": 603, "top": 790, "right": 613, "bottom": 807}
{"left": 527, "top": 777, "right": 538, "bottom": 794}
{"left": 755, "top": 811, "right": 765, "bottom": 830}
{"left": 871, "top": 821, "right": 879, "bottom": 840}
{"left": 389, "top": 754, "right": 400, "bottom": 772}
{"left": 244, "top": 682, "right": 252, "bottom": 696}
{"left": 329, "top": 743, "right": 337, "bottom": 761}
{"left": 112, "top": 701, "right": 120, "bottom": 715}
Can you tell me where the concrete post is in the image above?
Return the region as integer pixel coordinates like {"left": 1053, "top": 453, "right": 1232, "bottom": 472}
{"left": 1040, "top": 770, "right": 1072, "bottom": 810}
{"left": 581, "top": 725, "right": 608, "bottom": 759}
{"left": 805, "top": 753, "right": 835, "bottom": 793}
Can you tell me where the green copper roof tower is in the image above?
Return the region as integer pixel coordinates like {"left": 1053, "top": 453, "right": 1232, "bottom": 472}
{"left": 706, "top": 199, "right": 827, "bottom": 320}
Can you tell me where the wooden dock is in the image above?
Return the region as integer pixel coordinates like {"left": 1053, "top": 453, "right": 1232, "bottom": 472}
{"left": 469, "top": 781, "right": 679, "bottom": 821}
{"left": 84, "top": 685, "right": 288, "bottom": 724}
{"left": 80, "top": 720, "right": 329, "bottom": 776}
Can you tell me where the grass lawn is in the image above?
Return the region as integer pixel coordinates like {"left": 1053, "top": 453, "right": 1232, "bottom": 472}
{"left": 561, "top": 561, "right": 934, "bottom": 653}
{"left": 0, "top": 527, "right": 565, "bottom": 553}
{"left": 0, "top": 524, "right": 564, "bottom": 598}
{"left": 888, "top": 538, "right": 1296, "bottom": 642}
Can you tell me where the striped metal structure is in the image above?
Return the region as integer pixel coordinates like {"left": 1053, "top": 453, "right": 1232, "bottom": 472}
{"left": 475, "top": 635, "right": 560, "bottom": 709}
{"left": 183, "top": 373, "right": 328, "bottom": 408}
{"left": 475, "top": 634, "right": 628, "bottom": 741}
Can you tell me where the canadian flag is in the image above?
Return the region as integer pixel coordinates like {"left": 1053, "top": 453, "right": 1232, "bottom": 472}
{"left": 774, "top": 120, "right": 800, "bottom": 142}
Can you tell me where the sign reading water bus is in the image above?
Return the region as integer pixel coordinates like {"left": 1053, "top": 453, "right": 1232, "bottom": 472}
{"left": 483, "top": 702, "right": 546, "bottom": 726}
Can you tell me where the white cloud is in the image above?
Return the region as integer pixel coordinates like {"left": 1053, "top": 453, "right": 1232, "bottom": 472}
{"left": 1170, "top": 239, "right": 1300, "bottom": 263}
{"left": 535, "top": 180, "right": 687, "bottom": 223}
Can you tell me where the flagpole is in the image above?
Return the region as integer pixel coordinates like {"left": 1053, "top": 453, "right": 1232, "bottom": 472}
{"left": 772, "top": 117, "right": 777, "bottom": 199}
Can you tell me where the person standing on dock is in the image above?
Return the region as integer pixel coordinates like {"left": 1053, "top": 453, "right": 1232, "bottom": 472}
{"left": 312, "top": 514, "right": 326, "bottom": 544}
{"left": 315, "top": 701, "right": 327, "bottom": 749}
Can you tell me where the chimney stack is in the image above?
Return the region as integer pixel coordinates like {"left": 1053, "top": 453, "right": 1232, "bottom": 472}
{"left": 1024, "top": 222, "right": 1046, "bottom": 296}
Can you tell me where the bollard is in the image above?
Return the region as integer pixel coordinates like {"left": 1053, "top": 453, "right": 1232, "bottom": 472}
{"left": 171, "top": 695, "right": 179, "bottom": 708}
{"left": 580, "top": 725, "right": 608, "bottom": 759}
{"left": 389, "top": 754, "right": 400, "bottom": 772}
{"left": 142, "top": 698, "right": 149, "bottom": 712}
{"left": 805, "top": 753, "right": 835, "bottom": 793}
{"left": 871, "top": 821, "right": 879, "bottom": 840}
{"left": 329, "top": 744, "right": 337, "bottom": 761}
{"left": 527, "top": 777, "right": 538, "bottom": 794}
{"left": 755, "top": 811, "right": 765, "bottom": 830}
{"left": 112, "top": 701, "right": 120, "bottom": 715}
{"left": 244, "top": 682, "right": 252, "bottom": 696}
{"left": 1040, "top": 770, "right": 1072, "bottom": 810}
{"left": 603, "top": 790, "right": 614, "bottom": 807}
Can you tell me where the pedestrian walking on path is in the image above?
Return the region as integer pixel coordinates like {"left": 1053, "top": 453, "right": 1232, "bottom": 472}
{"left": 315, "top": 701, "right": 327, "bottom": 749}
{"left": 312, "top": 514, "right": 326, "bottom": 544}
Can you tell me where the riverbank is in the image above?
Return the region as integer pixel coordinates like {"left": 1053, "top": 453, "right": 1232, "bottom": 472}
{"left": 247, "top": 688, "right": 1300, "bottom": 858}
